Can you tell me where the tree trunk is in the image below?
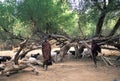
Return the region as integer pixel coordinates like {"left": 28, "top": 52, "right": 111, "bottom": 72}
{"left": 94, "top": 0, "right": 107, "bottom": 36}
{"left": 57, "top": 43, "right": 77, "bottom": 62}
{"left": 95, "top": 11, "right": 106, "bottom": 36}
{"left": 78, "top": 14, "right": 85, "bottom": 39}
{"left": 14, "top": 47, "right": 24, "bottom": 65}
{"left": 74, "top": 45, "right": 79, "bottom": 59}
{"left": 108, "top": 17, "right": 120, "bottom": 36}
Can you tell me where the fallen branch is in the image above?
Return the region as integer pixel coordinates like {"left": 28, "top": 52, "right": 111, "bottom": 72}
{"left": 100, "top": 56, "right": 110, "bottom": 66}
{"left": 14, "top": 38, "right": 29, "bottom": 64}
{"left": 103, "top": 56, "right": 114, "bottom": 66}
{"left": 0, "top": 59, "right": 42, "bottom": 76}
{"left": 100, "top": 54, "right": 114, "bottom": 66}
{"left": 18, "top": 46, "right": 42, "bottom": 59}
{"left": 101, "top": 46, "right": 120, "bottom": 52}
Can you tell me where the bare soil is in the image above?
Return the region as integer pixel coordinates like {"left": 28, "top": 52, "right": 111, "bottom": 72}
{"left": 0, "top": 49, "right": 120, "bottom": 81}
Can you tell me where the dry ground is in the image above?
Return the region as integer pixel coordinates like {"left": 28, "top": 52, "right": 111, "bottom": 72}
{"left": 0, "top": 49, "right": 120, "bottom": 81}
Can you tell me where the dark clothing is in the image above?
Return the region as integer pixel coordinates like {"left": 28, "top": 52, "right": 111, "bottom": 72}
{"left": 42, "top": 40, "right": 52, "bottom": 69}
{"left": 91, "top": 41, "right": 101, "bottom": 66}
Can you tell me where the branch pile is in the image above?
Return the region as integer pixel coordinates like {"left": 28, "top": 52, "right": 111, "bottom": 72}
{"left": 0, "top": 38, "right": 43, "bottom": 76}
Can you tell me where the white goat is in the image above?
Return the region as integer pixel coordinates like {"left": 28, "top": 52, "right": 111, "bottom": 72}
{"left": 51, "top": 51, "right": 58, "bottom": 63}
{"left": 81, "top": 48, "right": 91, "bottom": 58}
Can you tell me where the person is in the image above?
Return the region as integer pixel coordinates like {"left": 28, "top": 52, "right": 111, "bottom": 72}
{"left": 91, "top": 40, "right": 101, "bottom": 67}
{"left": 42, "top": 36, "right": 52, "bottom": 70}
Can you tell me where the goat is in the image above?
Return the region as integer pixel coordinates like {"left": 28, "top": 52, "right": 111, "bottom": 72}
{"left": 81, "top": 48, "right": 92, "bottom": 58}
{"left": 51, "top": 51, "right": 59, "bottom": 63}
{"left": 0, "top": 56, "right": 11, "bottom": 64}
{"left": 31, "top": 53, "right": 40, "bottom": 60}
{"left": 67, "top": 51, "right": 75, "bottom": 56}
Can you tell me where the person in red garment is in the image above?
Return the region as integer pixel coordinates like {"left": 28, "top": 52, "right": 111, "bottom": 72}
{"left": 42, "top": 36, "right": 52, "bottom": 70}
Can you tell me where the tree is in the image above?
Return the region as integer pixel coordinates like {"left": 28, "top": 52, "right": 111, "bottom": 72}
{"left": 16, "top": 0, "right": 77, "bottom": 36}
{"left": 92, "top": 0, "right": 120, "bottom": 36}
{"left": 68, "top": 0, "right": 120, "bottom": 37}
{"left": 108, "top": 17, "right": 120, "bottom": 36}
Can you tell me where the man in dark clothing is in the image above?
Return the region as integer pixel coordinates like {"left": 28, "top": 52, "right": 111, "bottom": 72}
{"left": 42, "top": 37, "right": 52, "bottom": 70}
{"left": 91, "top": 40, "right": 101, "bottom": 67}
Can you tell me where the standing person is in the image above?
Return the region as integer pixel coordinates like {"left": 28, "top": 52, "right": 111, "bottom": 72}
{"left": 91, "top": 40, "right": 101, "bottom": 67}
{"left": 42, "top": 36, "right": 52, "bottom": 70}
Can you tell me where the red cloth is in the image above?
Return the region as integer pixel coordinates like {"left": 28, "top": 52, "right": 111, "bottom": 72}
{"left": 42, "top": 41, "right": 51, "bottom": 61}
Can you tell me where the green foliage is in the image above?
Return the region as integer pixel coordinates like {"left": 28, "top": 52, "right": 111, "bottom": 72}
{"left": 16, "top": 0, "right": 78, "bottom": 35}
{"left": 0, "top": 1, "right": 15, "bottom": 38}
{"left": 0, "top": 0, "right": 31, "bottom": 39}
{"left": 13, "top": 19, "right": 32, "bottom": 37}
{"left": 0, "top": 0, "right": 120, "bottom": 41}
{"left": 69, "top": 0, "right": 120, "bottom": 37}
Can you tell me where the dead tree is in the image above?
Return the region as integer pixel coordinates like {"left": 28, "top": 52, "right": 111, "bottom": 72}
{"left": 14, "top": 39, "right": 29, "bottom": 64}
{"left": 50, "top": 34, "right": 120, "bottom": 63}
{"left": 0, "top": 59, "right": 40, "bottom": 76}
{"left": 0, "top": 38, "right": 43, "bottom": 76}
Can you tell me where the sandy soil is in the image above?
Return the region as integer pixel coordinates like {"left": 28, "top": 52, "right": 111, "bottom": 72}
{"left": 0, "top": 49, "right": 120, "bottom": 81}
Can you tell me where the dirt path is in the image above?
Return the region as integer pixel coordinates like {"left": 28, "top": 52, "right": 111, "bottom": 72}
{"left": 0, "top": 49, "right": 120, "bottom": 81}
{"left": 0, "top": 59, "right": 120, "bottom": 81}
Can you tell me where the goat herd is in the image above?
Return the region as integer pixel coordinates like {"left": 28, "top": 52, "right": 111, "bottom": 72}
{"left": 0, "top": 48, "right": 92, "bottom": 76}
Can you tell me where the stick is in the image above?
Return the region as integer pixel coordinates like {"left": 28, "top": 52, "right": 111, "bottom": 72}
{"left": 103, "top": 56, "right": 114, "bottom": 66}
{"left": 100, "top": 56, "right": 109, "bottom": 66}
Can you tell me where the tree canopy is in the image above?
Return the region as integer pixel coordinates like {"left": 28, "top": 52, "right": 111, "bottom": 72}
{"left": 0, "top": 0, "right": 120, "bottom": 47}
